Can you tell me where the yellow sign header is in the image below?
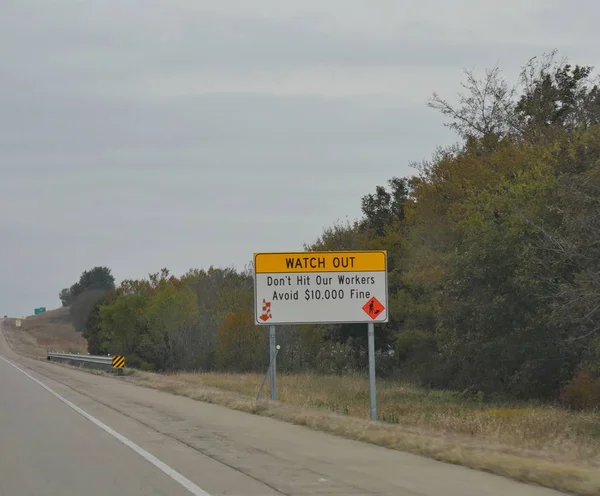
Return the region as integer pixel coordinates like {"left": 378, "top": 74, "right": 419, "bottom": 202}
{"left": 254, "top": 251, "right": 387, "bottom": 273}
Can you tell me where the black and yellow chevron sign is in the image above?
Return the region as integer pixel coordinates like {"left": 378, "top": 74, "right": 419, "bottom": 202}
{"left": 112, "top": 355, "right": 125, "bottom": 368}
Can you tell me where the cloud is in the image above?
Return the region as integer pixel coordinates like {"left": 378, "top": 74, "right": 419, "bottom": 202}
{"left": 0, "top": 0, "right": 598, "bottom": 315}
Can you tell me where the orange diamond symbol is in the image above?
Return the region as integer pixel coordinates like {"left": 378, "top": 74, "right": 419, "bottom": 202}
{"left": 362, "top": 297, "right": 385, "bottom": 320}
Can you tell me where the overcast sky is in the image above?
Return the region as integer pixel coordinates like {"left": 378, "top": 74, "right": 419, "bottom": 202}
{"left": 1, "top": 0, "right": 598, "bottom": 316}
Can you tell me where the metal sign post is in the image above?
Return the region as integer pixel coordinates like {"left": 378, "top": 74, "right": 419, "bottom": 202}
{"left": 256, "top": 344, "right": 281, "bottom": 401}
{"left": 269, "top": 325, "right": 277, "bottom": 400}
{"left": 367, "top": 322, "right": 377, "bottom": 420}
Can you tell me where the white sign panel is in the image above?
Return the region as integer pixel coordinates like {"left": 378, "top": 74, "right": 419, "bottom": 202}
{"left": 254, "top": 251, "right": 388, "bottom": 325}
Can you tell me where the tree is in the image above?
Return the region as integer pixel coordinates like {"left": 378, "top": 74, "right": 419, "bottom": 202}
{"left": 360, "top": 177, "right": 410, "bottom": 237}
{"left": 516, "top": 51, "right": 600, "bottom": 136}
{"left": 429, "top": 50, "right": 600, "bottom": 144}
{"left": 525, "top": 130, "right": 600, "bottom": 359}
{"left": 69, "top": 289, "right": 108, "bottom": 333}
{"left": 303, "top": 219, "right": 367, "bottom": 251}
{"left": 77, "top": 266, "right": 116, "bottom": 294}
{"left": 97, "top": 292, "right": 150, "bottom": 367}
{"left": 433, "top": 157, "right": 564, "bottom": 397}
{"left": 59, "top": 287, "right": 73, "bottom": 307}
{"left": 60, "top": 266, "right": 115, "bottom": 308}
{"left": 145, "top": 281, "right": 200, "bottom": 370}
{"left": 428, "top": 66, "right": 519, "bottom": 141}
{"left": 60, "top": 266, "right": 116, "bottom": 335}
{"left": 82, "top": 266, "right": 257, "bottom": 372}
{"left": 216, "top": 311, "right": 263, "bottom": 372}
{"left": 83, "top": 290, "right": 117, "bottom": 355}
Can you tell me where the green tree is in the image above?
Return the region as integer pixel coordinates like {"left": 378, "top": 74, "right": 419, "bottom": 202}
{"left": 97, "top": 292, "right": 149, "bottom": 367}
{"left": 69, "top": 289, "right": 108, "bottom": 332}
{"left": 59, "top": 287, "right": 72, "bottom": 307}
{"left": 517, "top": 51, "right": 600, "bottom": 136}
{"left": 145, "top": 280, "right": 200, "bottom": 370}
{"left": 360, "top": 177, "right": 410, "bottom": 237}
{"left": 60, "top": 266, "right": 115, "bottom": 307}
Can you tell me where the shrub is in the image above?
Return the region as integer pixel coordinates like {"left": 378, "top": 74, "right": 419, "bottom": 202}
{"left": 216, "top": 311, "right": 263, "bottom": 372}
{"left": 561, "top": 370, "right": 600, "bottom": 410}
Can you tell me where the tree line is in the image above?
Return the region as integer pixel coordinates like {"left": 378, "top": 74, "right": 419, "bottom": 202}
{"left": 61, "top": 51, "right": 600, "bottom": 405}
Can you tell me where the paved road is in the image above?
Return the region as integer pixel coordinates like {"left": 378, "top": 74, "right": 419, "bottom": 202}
{"left": 0, "top": 321, "right": 565, "bottom": 496}
{"left": 0, "top": 354, "right": 203, "bottom": 496}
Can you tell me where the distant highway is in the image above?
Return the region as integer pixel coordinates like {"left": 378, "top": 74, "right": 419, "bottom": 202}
{"left": 0, "top": 320, "right": 565, "bottom": 495}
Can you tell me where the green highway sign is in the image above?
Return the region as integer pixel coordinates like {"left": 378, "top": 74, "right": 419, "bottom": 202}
{"left": 34, "top": 307, "right": 46, "bottom": 315}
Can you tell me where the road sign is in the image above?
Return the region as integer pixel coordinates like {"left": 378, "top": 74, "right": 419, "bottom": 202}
{"left": 112, "top": 355, "right": 125, "bottom": 368}
{"left": 253, "top": 250, "right": 388, "bottom": 420}
{"left": 253, "top": 251, "right": 388, "bottom": 325}
{"left": 34, "top": 307, "right": 46, "bottom": 315}
{"left": 15, "top": 318, "right": 22, "bottom": 328}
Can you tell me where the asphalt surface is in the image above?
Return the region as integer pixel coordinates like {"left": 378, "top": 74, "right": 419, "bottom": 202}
{"left": 0, "top": 354, "right": 201, "bottom": 496}
{"left": 0, "top": 321, "right": 566, "bottom": 496}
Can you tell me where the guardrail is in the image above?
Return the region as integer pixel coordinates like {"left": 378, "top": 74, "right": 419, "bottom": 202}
{"left": 46, "top": 352, "right": 125, "bottom": 374}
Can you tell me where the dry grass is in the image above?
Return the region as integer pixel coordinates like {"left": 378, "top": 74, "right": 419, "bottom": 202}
{"left": 127, "top": 370, "right": 600, "bottom": 496}
{"left": 4, "top": 310, "right": 600, "bottom": 494}
{"left": 4, "top": 308, "right": 87, "bottom": 357}
{"left": 195, "top": 372, "right": 600, "bottom": 459}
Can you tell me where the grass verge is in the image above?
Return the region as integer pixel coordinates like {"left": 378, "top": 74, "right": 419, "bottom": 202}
{"left": 125, "top": 370, "right": 600, "bottom": 496}
{"left": 4, "top": 308, "right": 87, "bottom": 357}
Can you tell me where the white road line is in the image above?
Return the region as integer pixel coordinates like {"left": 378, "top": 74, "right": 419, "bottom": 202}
{"left": 0, "top": 355, "right": 212, "bottom": 496}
